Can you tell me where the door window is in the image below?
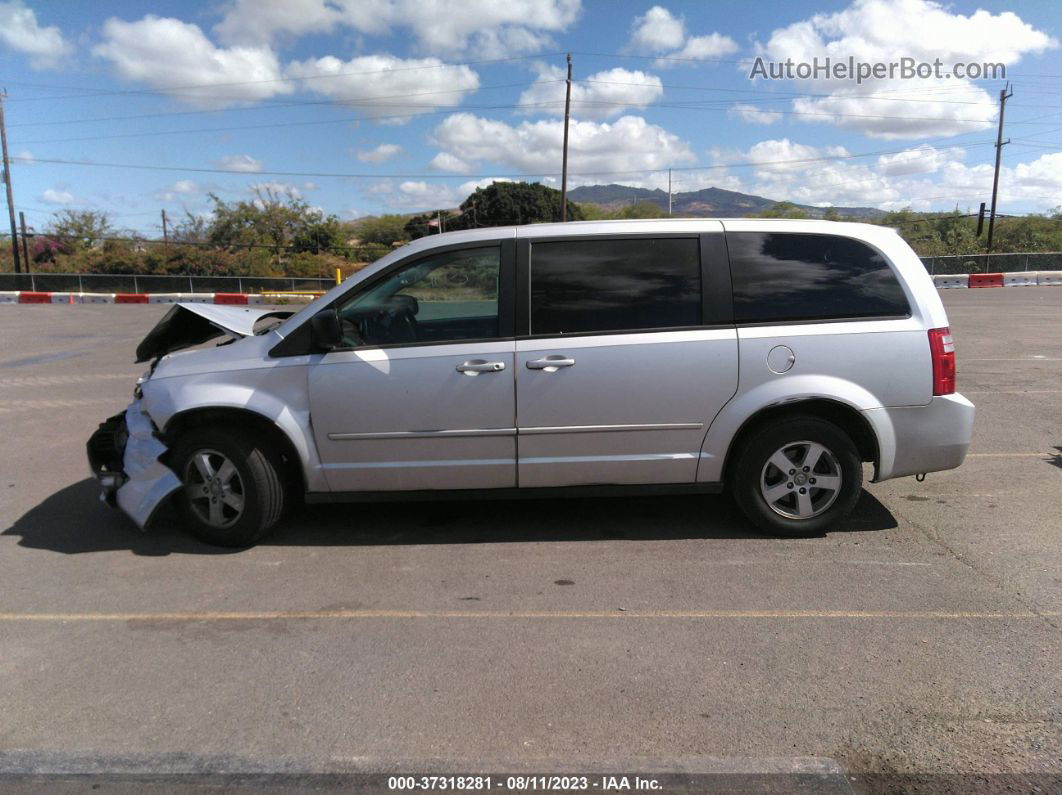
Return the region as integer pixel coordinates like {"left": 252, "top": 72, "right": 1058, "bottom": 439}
{"left": 529, "top": 238, "right": 701, "bottom": 335}
{"left": 336, "top": 246, "right": 500, "bottom": 347}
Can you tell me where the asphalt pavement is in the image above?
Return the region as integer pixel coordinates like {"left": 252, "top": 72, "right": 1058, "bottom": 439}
{"left": 0, "top": 291, "right": 1058, "bottom": 792}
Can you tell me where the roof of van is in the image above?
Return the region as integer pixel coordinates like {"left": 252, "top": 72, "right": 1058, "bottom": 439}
{"left": 408, "top": 217, "right": 898, "bottom": 242}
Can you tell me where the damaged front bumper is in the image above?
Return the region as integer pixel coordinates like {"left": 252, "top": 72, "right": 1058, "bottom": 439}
{"left": 87, "top": 400, "right": 182, "bottom": 529}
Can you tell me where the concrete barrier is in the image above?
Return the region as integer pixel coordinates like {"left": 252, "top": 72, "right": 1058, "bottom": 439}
{"left": 933, "top": 274, "right": 969, "bottom": 288}
{"left": 214, "top": 293, "right": 249, "bottom": 305}
{"left": 969, "top": 272, "right": 1004, "bottom": 288}
{"left": 18, "top": 291, "right": 51, "bottom": 303}
{"left": 148, "top": 293, "right": 184, "bottom": 303}
{"left": 1037, "top": 271, "right": 1062, "bottom": 286}
{"left": 0, "top": 291, "right": 20, "bottom": 303}
{"left": 1003, "top": 271, "right": 1039, "bottom": 286}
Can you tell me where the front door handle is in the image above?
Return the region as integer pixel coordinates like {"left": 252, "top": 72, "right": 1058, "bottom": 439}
{"left": 456, "top": 360, "right": 506, "bottom": 375}
{"left": 526, "top": 356, "right": 576, "bottom": 371}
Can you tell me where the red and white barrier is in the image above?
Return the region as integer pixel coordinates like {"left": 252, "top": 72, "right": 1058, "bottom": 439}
{"left": 0, "top": 291, "right": 319, "bottom": 304}
{"left": 969, "top": 272, "right": 1004, "bottom": 288}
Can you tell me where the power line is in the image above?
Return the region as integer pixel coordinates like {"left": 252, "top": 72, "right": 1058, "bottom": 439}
{"left": 5, "top": 81, "right": 554, "bottom": 129}
{"left": 16, "top": 95, "right": 1041, "bottom": 147}
{"left": 9, "top": 141, "right": 999, "bottom": 181}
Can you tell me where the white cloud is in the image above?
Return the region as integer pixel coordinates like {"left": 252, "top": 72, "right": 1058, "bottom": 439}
{"left": 693, "top": 137, "right": 1062, "bottom": 213}
{"left": 667, "top": 34, "right": 740, "bottom": 63}
{"left": 374, "top": 176, "right": 514, "bottom": 211}
{"left": 629, "top": 6, "right": 685, "bottom": 52}
{"left": 93, "top": 15, "right": 293, "bottom": 109}
{"left": 40, "top": 189, "right": 74, "bottom": 205}
{"left": 395, "top": 181, "right": 460, "bottom": 210}
{"left": 15, "top": 150, "right": 36, "bottom": 165}
{"left": 216, "top": 0, "right": 581, "bottom": 58}
{"left": 729, "top": 103, "right": 783, "bottom": 125}
{"left": 214, "top": 0, "right": 345, "bottom": 47}
{"left": 754, "top": 0, "right": 1057, "bottom": 139}
{"left": 154, "top": 179, "right": 202, "bottom": 201}
{"left": 0, "top": 1, "right": 71, "bottom": 68}
{"left": 285, "top": 54, "right": 479, "bottom": 123}
{"left": 249, "top": 181, "right": 304, "bottom": 199}
{"left": 430, "top": 113, "right": 695, "bottom": 181}
{"left": 518, "top": 65, "right": 663, "bottom": 120}
{"left": 216, "top": 154, "right": 263, "bottom": 172}
{"left": 429, "top": 152, "right": 475, "bottom": 174}
{"left": 875, "top": 145, "right": 964, "bottom": 176}
{"left": 356, "top": 144, "right": 403, "bottom": 163}
{"left": 626, "top": 5, "right": 738, "bottom": 67}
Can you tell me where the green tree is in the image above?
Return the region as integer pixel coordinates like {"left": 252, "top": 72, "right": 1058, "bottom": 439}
{"left": 615, "top": 200, "right": 666, "bottom": 219}
{"left": 206, "top": 186, "right": 343, "bottom": 260}
{"left": 353, "top": 214, "right": 411, "bottom": 246}
{"left": 46, "top": 209, "right": 114, "bottom": 250}
{"left": 460, "top": 181, "right": 584, "bottom": 228}
{"left": 756, "top": 202, "right": 808, "bottom": 219}
{"left": 292, "top": 214, "right": 345, "bottom": 255}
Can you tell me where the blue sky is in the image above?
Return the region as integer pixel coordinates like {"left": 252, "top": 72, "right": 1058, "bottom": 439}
{"left": 2, "top": 0, "right": 1061, "bottom": 235}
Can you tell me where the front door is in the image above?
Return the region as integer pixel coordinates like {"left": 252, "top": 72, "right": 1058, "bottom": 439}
{"left": 516, "top": 233, "right": 738, "bottom": 488}
{"left": 309, "top": 242, "right": 516, "bottom": 492}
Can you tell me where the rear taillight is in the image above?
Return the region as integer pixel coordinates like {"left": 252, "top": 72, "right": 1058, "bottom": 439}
{"left": 928, "top": 327, "right": 956, "bottom": 396}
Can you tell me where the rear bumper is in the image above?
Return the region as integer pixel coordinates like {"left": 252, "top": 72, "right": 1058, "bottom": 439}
{"left": 86, "top": 400, "right": 182, "bottom": 528}
{"left": 865, "top": 394, "right": 976, "bottom": 481}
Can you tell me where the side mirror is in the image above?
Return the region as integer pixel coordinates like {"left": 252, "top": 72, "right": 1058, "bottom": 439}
{"left": 310, "top": 308, "right": 342, "bottom": 351}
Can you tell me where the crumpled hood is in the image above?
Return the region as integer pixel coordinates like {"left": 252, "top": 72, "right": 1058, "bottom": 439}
{"left": 135, "top": 303, "right": 294, "bottom": 363}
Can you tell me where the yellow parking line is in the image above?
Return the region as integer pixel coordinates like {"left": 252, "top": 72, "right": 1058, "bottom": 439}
{"left": 0, "top": 609, "right": 1055, "bottom": 621}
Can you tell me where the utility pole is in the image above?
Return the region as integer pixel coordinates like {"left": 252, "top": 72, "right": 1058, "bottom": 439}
{"left": 986, "top": 83, "right": 1012, "bottom": 254}
{"left": 0, "top": 90, "right": 21, "bottom": 273}
{"left": 161, "top": 208, "right": 169, "bottom": 249}
{"left": 560, "top": 52, "right": 572, "bottom": 222}
{"left": 18, "top": 211, "right": 29, "bottom": 269}
{"left": 668, "top": 169, "right": 672, "bottom": 217}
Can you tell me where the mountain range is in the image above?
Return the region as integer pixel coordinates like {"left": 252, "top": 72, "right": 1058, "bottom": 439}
{"left": 567, "top": 184, "right": 886, "bottom": 220}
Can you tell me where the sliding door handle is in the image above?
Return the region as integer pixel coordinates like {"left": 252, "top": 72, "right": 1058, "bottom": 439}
{"left": 526, "top": 356, "right": 576, "bottom": 371}
{"left": 456, "top": 360, "right": 506, "bottom": 375}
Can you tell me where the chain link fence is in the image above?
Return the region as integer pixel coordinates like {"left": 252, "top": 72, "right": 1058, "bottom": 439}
{"left": 2, "top": 252, "right": 1062, "bottom": 292}
{"left": 0, "top": 273, "right": 336, "bottom": 294}
{"left": 920, "top": 252, "right": 1062, "bottom": 275}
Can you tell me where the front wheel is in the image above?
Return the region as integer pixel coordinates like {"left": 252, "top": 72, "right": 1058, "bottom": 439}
{"left": 171, "top": 427, "right": 285, "bottom": 547}
{"left": 731, "top": 416, "right": 862, "bottom": 537}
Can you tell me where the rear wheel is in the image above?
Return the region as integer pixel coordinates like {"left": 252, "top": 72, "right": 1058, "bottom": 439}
{"left": 171, "top": 427, "right": 284, "bottom": 547}
{"left": 731, "top": 416, "right": 862, "bottom": 537}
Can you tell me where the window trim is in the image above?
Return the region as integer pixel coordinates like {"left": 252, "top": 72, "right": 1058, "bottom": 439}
{"left": 519, "top": 232, "right": 732, "bottom": 340}
{"left": 270, "top": 238, "right": 515, "bottom": 356}
{"left": 724, "top": 230, "right": 913, "bottom": 326}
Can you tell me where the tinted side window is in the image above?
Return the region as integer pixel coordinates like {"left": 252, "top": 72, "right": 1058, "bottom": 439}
{"left": 729, "top": 233, "right": 910, "bottom": 323}
{"left": 530, "top": 238, "right": 701, "bottom": 335}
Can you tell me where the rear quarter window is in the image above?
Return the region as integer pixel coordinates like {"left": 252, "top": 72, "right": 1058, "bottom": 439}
{"left": 728, "top": 232, "right": 910, "bottom": 323}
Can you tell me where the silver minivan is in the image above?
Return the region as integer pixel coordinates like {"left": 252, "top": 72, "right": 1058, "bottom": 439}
{"left": 88, "top": 219, "right": 975, "bottom": 546}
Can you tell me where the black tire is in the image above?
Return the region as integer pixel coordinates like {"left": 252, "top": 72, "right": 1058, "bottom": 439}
{"left": 731, "top": 415, "right": 862, "bottom": 538}
{"left": 170, "top": 427, "right": 285, "bottom": 547}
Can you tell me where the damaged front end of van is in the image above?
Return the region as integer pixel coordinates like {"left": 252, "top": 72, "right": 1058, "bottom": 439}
{"left": 86, "top": 303, "right": 294, "bottom": 528}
